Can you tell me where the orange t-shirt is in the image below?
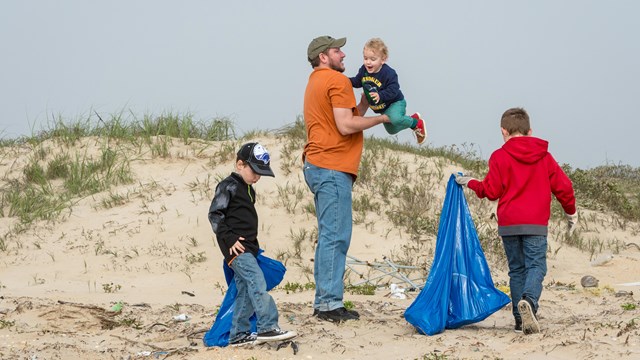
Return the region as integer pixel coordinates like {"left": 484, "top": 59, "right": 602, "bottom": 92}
{"left": 303, "top": 67, "right": 363, "bottom": 177}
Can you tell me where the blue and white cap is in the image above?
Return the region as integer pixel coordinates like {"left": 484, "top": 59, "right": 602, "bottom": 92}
{"left": 237, "top": 142, "right": 275, "bottom": 177}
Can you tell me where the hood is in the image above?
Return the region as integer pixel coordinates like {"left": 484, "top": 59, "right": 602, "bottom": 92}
{"left": 502, "top": 136, "right": 549, "bottom": 164}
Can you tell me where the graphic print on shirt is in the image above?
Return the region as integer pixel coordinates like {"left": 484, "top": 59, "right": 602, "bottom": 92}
{"left": 361, "top": 75, "right": 386, "bottom": 112}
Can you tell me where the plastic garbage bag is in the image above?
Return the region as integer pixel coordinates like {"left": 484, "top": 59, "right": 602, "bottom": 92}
{"left": 404, "top": 174, "right": 510, "bottom": 335}
{"left": 203, "top": 250, "right": 286, "bottom": 347}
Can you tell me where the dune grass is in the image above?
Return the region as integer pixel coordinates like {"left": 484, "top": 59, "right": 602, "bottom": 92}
{"left": 1, "top": 111, "right": 639, "bottom": 275}
{"left": 563, "top": 164, "right": 640, "bottom": 221}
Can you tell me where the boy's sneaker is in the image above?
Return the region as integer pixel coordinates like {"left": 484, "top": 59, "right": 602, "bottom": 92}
{"left": 256, "top": 329, "right": 297, "bottom": 343}
{"left": 517, "top": 298, "right": 540, "bottom": 334}
{"left": 514, "top": 318, "right": 523, "bottom": 333}
{"left": 229, "top": 332, "right": 257, "bottom": 347}
{"left": 410, "top": 113, "right": 427, "bottom": 145}
{"left": 313, "top": 307, "right": 359, "bottom": 323}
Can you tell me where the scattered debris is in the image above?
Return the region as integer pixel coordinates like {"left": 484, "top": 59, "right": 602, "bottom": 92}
{"left": 346, "top": 255, "right": 425, "bottom": 290}
{"left": 624, "top": 242, "right": 640, "bottom": 251}
{"left": 581, "top": 275, "right": 599, "bottom": 288}
{"left": 614, "top": 290, "right": 634, "bottom": 297}
{"left": 389, "top": 284, "right": 407, "bottom": 299}
{"left": 275, "top": 340, "right": 299, "bottom": 355}
{"left": 173, "top": 314, "right": 191, "bottom": 322}
{"left": 590, "top": 254, "right": 614, "bottom": 267}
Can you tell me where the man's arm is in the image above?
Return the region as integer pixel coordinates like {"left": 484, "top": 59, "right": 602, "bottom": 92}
{"left": 356, "top": 92, "right": 369, "bottom": 116}
{"left": 334, "top": 107, "right": 388, "bottom": 135}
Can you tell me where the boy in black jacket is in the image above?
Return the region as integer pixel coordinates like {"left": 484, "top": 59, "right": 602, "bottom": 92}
{"left": 208, "top": 142, "right": 296, "bottom": 346}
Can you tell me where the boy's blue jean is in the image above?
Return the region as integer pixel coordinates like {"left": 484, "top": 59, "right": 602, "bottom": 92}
{"left": 382, "top": 99, "right": 417, "bottom": 135}
{"left": 229, "top": 252, "right": 279, "bottom": 341}
{"left": 501, "top": 235, "right": 548, "bottom": 320}
{"left": 303, "top": 161, "right": 353, "bottom": 311}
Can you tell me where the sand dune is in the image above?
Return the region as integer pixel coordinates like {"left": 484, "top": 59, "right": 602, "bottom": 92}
{"left": 1, "top": 135, "right": 639, "bottom": 359}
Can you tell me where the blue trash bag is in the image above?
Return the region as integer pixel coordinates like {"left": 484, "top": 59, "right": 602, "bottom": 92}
{"left": 203, "top": 250, "right": 286, "bottom": 347}
{"left": 404, "top": 174, "right": 510, "bottom": 335}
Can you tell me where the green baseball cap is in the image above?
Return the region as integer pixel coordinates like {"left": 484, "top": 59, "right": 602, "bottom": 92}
{"left": 307, "top": 36, "right": 346, "bottom": 61}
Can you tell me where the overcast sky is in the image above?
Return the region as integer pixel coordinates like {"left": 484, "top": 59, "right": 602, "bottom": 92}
{"left": 2, "top": 1, "right": 638, "bottom": 169}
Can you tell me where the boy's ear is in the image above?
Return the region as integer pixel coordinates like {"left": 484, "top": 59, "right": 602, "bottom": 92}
{"left": 500, "top": 127, "right": 510, "bottom": 142}
{"left": 527, "top": 129, "right": 533, "bottom": 136}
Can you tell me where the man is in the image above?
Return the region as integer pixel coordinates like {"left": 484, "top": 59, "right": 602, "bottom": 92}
{"left": 303, "top": 35, "right": 389, "bottom": 322}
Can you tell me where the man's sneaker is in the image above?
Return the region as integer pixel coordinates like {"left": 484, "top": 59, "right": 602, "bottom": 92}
{"left": 256, "top": 329, "right": 297, "bottom": 343}
{"left": 229, "top": 332, "right": 257, "bottom": 347}
{"left": 514, "top": 318, "right": 523, "bottom": 333}
{"left": 346, "top": 308, "right": 360, "bottom": 319}
{"left": 314, "top": 307, "right": 361, "bottom": 319}
{"left": 410, "top": 113, "right": 427, "bottom": 145}
{"left": 313, "top": 307, "right": 360, "bottom": 319}
{"left": 314, "top": 307, "right": 359, "bottom": 323}
{"left": 517, "top": 298, "right": 540, "bottom": 334}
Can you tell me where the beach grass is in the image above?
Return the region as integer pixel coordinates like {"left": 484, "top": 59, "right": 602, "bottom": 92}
{"left": 1, "top": 110, "right": 639, "bottom": 267}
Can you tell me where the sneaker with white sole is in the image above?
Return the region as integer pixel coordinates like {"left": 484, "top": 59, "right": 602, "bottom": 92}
{"left": 229, "top": 332, "right": 257, "bottom": 347}
{"left": 410, "top": 113, "right": 427, "bottom": 145}
{"left": 514, "top": 318, "right": 523, "bottom": 333}
{"left": 256, "top": 329, "right": 297, "bottom": 343}
{"left": 517, "top": 298, "right": 540, "bottom": 334}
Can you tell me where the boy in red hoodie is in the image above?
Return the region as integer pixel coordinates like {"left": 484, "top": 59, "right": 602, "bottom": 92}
{"left": 455, "top": 107, "right": 578, "bottom": 335}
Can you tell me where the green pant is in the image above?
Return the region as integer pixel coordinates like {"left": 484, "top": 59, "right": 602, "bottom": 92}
{"left": 381, "top": 99, "right": 417, "bottom": 135}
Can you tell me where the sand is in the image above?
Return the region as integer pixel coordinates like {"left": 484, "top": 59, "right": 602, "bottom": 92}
{"left": 1, "top": 135, "right": 639, "bottom": 360}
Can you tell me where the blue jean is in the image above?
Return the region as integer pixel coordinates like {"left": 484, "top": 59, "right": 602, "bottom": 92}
{"left": 229, "top": 252, "right": 279, "bottom": 341}
{"left": 502, "top": 235, "right": 548, "bottom": 320}
{"left": 303, "top": 161, "right": 353, "bottom": 311}
{"left": 382, "top": 99, "right": 417, "bottom": 135}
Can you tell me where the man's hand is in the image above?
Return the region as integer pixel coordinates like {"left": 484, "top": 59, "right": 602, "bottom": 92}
{"left": 454, "top": 173, "right": 476, "bottom": 186}
{"left": 566, "top": 212, "right": 578, "bottom": 236}
{"left": 229, "top": 237, "right": 246, "bottom": 256}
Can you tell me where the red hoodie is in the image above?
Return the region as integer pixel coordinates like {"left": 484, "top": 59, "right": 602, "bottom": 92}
{"left": 467, "top": 136, "right": 576, "bottom": 236}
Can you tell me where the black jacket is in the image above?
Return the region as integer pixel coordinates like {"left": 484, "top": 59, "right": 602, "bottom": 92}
{"left": 208, "top": 172, "right": 260, "bottom": 265}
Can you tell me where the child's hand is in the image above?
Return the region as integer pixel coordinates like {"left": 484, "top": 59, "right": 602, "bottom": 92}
{"left": 370, "top": 92, "right": 380, "bottom": 104}
{"left": 565, "top": 212, "right": 578, "bottom": 236}
{"left": 230, "top": 237, "right": 246, "bottom": 256}
{"left": 454, "top": 173, "right": 476, "bottom": 186}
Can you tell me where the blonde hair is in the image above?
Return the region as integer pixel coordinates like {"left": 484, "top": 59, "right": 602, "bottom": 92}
{"left": 364, "top": 38, "right": 388, "bottom": 59}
